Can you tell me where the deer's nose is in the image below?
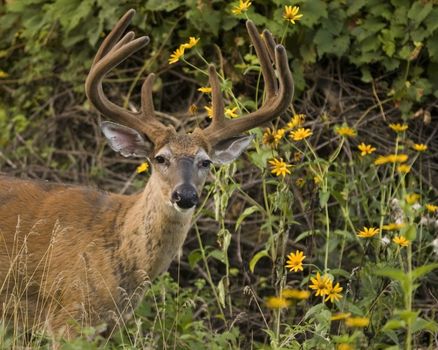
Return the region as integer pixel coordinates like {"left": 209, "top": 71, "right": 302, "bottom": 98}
{"left": 171, "top": 185, "right": 198, "bottom": 209}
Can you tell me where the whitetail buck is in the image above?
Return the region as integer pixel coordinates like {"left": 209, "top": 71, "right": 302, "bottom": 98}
{"left": 0, "top": 9, "right": 293, "bottom": 337}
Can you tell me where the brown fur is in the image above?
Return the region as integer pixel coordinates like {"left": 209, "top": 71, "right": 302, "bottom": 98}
{"left": 0, "top": 137, "right": 206, "bottom": 338}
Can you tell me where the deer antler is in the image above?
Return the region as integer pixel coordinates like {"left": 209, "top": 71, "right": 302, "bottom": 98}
{"left": 200, "top": 20, "right": 294, "bottom": 146}
{"left": 85, "top": 9, "right": 173, "bottom": 145}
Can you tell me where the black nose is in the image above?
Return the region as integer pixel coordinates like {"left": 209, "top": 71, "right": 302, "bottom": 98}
{"left": 171, "top": 185, "right": 198, "bottom": 209}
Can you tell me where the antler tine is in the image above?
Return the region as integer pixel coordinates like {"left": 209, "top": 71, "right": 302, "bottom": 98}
{"left": 201, "top": 20, "right": 294, "bottom": 146}
{"left": 86, "top": 36, "right": 150, "bottom": 130}
{"left": 86, "top": 9, "right": 172, "bottom": 144}
{"left": 141, "top": 73, "right": 156, "bottom": 117}
{"left": 208, "top": 64, "right": 226, "bottom": 128}
{"left": 92, "top": 9, "right": 136, "bottom": 66}
{"left": 262, "top": 29, "right": 277, "bottom": 63}
{"left": 112, "top": 31, "right": 136, "bottom": 52}
{"left": 247, "top": 21, "right": 278, "bottom": 100}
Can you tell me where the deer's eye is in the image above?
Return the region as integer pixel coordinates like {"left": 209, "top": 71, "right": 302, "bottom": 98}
{"left": 200, "top": 160, "right": 212, "bottom": 168}
{"left": 155, "top": 155, "right": 166, "bottom": 164}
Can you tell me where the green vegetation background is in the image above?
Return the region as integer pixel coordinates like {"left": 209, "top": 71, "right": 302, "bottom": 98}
{"left": 0, "top": 0, "right": 437, "bottom": 349}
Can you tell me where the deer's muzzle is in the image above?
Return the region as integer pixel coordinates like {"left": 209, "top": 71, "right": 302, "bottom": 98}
{"left": 171, "top": 184, "right": 198, "bottom": 209}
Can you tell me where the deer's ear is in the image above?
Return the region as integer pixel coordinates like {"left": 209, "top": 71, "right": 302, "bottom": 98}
{"left": 101, "top": 121, "right": 153, "bottom": 158}
{"left": 210, "top": 134, "right": 254, "bottom": 165}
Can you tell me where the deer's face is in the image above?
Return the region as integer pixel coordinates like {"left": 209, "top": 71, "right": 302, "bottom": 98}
{"left": 101, "top": 122, "right": 253, "bottom": 211}
{"left": 88, "top": 12, "right": 293, "bottom": 212}
{"left": 151, "top": 135, "right": 212, "bottom": 210}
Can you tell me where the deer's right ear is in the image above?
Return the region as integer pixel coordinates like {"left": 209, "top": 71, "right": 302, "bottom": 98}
{"left": 101, "top": 121, "right": 153, "bottom": 158}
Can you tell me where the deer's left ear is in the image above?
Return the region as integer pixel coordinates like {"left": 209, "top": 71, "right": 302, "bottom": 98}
{"left": 210, "top": 134, "right": 254, "bottom": 165}
{"left": 101, "top": 121, "right": 153, "bottom": 158}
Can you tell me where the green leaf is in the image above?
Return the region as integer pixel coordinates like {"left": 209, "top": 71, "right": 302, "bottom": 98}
{"left": 248, "top": 147, "right": 276, "bottom": 170}
{"left": 382, "top": 319, "right": 406, "bottom": 331}
{"left": 301, "top": 0, "right": 328, "bottom": 28}
{"left": 208, "top": 249, "right": 225, "bottom": 264}
{"left": 217, "top": 277, "right": 226, "bottom": 308}
{"left": 294, "top": 230, "right": 314, "bottom": 243}
{"left": 314, "top": 29, "right": 333, "bottom": 57}
{"left": 249, "top": 250, "right": 270, "bottom": 273}
{"left": 412, "top": 317, "right": 438, "bottom": 333}
{"left": 411, "top": 263, "right": 438, "bottom": 281}
{"left": 235, "top": 205, "right": 259, "bottom": 230}
{"left": 188, "top": 249, "right": 203, "bottom": 269}
{"left": 347, "top": 0, "right": 366, "bottom": 16}
{"left": 339, "top": 301, "right": 364, "bottom": 316}
{"left": 329, "top": 268, "right": 351, "bottom": 279}
{"left": 222, "top": 229, "right": 231, "bottom": 252}
{"left": 427, "top": 32, "right": 438, "bottom": 61}
{"left": 145, "top": 0, "right": 182, "bottom": 12}
{"left": 379, "top": 31, "right": 396, "bottom": 57}
{"left": 360, "top": 66, "right": 373, "bottom": 82}
{"left": 370, "top": 3, "right": 392, "bottom": 20}
{"left": 319, "top": 190, "right": 330, "bottom": 207}
{"left": 396, "top": 309, "right": 419, "bottom": 323}
{"left": 303, "top": 303, "right": 329, "bottom": 321}
{"left": 374, "top": 267, "right": 407, "bottom": 284}
{"left": 401, "top": 224, "right": 416, "bottom": 240}
{"left": 424, "top": 8, "right": 438, "bottom": 33}
{"left": 407, "top": 2, "right": 433, "bottom": 25}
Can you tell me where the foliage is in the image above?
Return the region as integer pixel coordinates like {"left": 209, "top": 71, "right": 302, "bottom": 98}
{"left": 1, "top": 0, "right": 438, "bottom": 349}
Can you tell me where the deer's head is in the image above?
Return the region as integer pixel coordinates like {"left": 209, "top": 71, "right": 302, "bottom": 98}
{"left": 85, "top": 10, "right": 293, "bottom": 211}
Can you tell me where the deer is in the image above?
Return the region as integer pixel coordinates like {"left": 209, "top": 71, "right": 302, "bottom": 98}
{"left": 0, "top": 9, "right": 293, "bottom": 338}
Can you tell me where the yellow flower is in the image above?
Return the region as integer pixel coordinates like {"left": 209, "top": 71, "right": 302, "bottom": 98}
{"left": 394, "top": 154, "right": 409, "bottom": 163}
{"left": 382, "top": 223, "right": 405, "bottom": 231}
{"left": 374, "top": 154, "right": 408, "bottom": 165}
{"left": 345, "top": 317, "right": 370, "bottom": 328}
{"left": 188, "top": 104, "right": 198, "bottom": 115}
{"left": 405, "top": 193, "right": 420, "bottom": 205}
{"left": 374, "top": 155, "right": 389, "bottom": 165}
{"left": 205, "top": 105, "right": 213, "bottom": 118}
{"left": 285, "top": 250, "right": 306, "bottom": 272}
{"left": 335, "top": 125, "right": 357, "bottom": 137}
{"left": 262, "top": 128, "right": 277, "bottom": 147}
{"left": 425, "top": 204, "right": 438, "bottom": 213}
{"left": 295, "top": 177, "right": 305, "bottom": 188}
{"left": 182, "top": 37, "right": 199, "bottom": 49}
{"left": 293, "top": 152, "right": 303, "bottom": 162}
{"left": 397, "top": 164, "right": 411, "bottom": 173}
{"left": 136, "top": 162, "right": 149, "bottom": 173}
{"left": 357, "top": 227, "right": 380, "bottom": 238}
{"left": 389, "top": 123, "right": 408, "bottom": 132}
{"left": 309, "top": 272, "right": 331, "bottom": 297}
{"left": 231, "top": 0, "right": 251, "bottom": 15}
{"left": 274, "top": 128, "right": 286, "bottom": 143}
{"left": 281, "top": 288, "right": 310, "bottom": 300}
{"left": 290, "top": 127, "right": 313, "bottom": 141}
{"left": 269, "top": 158, "right": 292, "bottom": 177}
{"left": 198, "top": 87, "right": 212, "bottom": 94}
{"left": 225, "top": 106, "right": 239, "bottom": 118}
{"left": 337, "top": 344, "right": 354, "bottom": 350}
{"left": 325, "top": 281, "right": 343, "bottom": 303}
{"left": 265, "top": 296, "right": 290, "bottom": 309}
{"left": 412, "top": 143, "right": 427, "bottom": 152}
{"left": 357, "top": 143, "right": 376, "bottom": 156}
{"left": 393, "top": 235, "right": 409, "bottom": 247}
{"left": 0, "top": 70, "right": 9, "bottom": 78}
{"left": 283, "top": 5, "right": 303, "bottom": 24}
{"left": 168, "top": 45, "right": 185, "bottom": 64}
{"left": 287, "top": 114, "right": 305, "bottom": 129}
{"left": 314, "top": 175, "right": 322, "bottom": 185}
{"left": 331, "top": 312, "right": 351, "bottom": 321}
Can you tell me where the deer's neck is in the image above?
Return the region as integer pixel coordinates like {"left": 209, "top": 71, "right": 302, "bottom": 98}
{"left": 117, "top": 174, "right": 194, "bottom": 283}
